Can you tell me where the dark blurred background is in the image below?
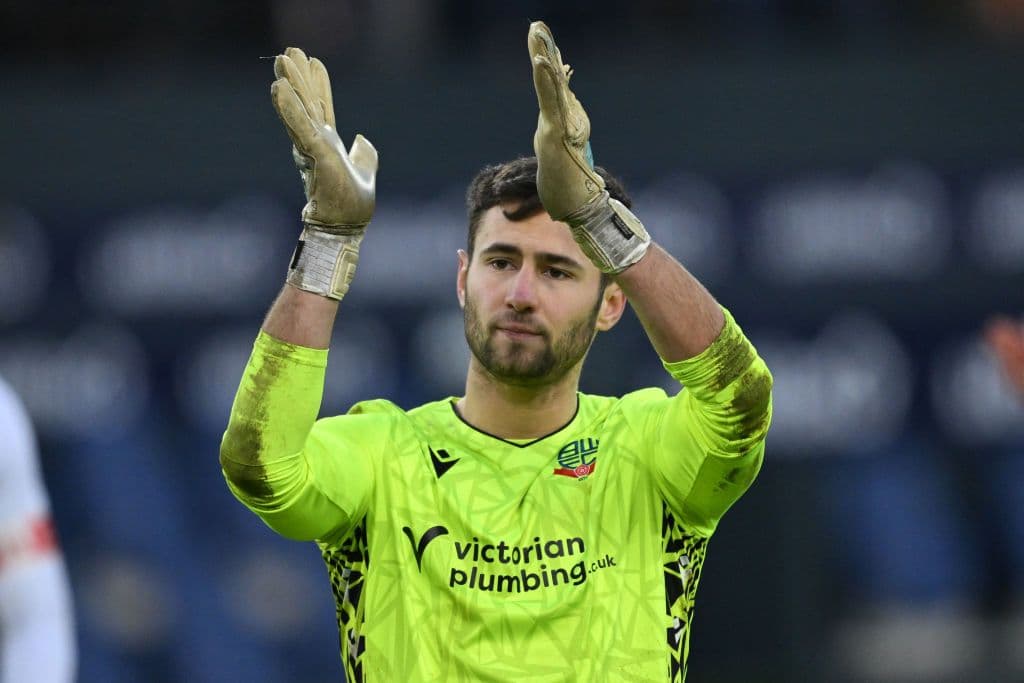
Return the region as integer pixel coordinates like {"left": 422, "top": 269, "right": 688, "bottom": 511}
{"left": 2, "top": 1, "right": 1024, "bottom": 681}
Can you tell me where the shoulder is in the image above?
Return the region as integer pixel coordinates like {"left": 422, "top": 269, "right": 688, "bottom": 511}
{"left": 579, "top": 388, "right": 671, "bottom": 416}
{"left": 0, "top": 376, "right": 36, "bottom": 466}
{"left": 618, "top": 387, "right": 672, "bottom": 404}
{"left": 314, "top": 398, "right": 406, "bottom": 434}
{"left": 312, "top": 397, "right": 454, "bottom": 438}
{"left": 578, "top": 388, "right": 675, "bottom": 435}
{"left": 348, "top": 398, "right": 408, "bottom": 417}
{"left": 404, "top": 396, "right": 463, "bottom": 428}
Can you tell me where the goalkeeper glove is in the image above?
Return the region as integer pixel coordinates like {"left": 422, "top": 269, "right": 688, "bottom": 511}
{"left": 271, "top": 47, "right": 378, "bottom": 300}
{"left": 528, "top": 21, "right": 650, "bottom": 275}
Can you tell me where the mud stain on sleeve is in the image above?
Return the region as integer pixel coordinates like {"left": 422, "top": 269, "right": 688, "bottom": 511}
{"left": 220, "top": 347, "right": 296, "bottom": 500}
{"left": 726, "top": 368, "right": 773, "bottom": 440}
{"left": 702, "top": 320, "right": 757, "bottom": 394}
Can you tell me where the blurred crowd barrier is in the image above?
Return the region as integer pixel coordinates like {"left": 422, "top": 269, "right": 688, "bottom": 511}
{"left": 1, "top": 158, "right": 1023, "bottom": 681}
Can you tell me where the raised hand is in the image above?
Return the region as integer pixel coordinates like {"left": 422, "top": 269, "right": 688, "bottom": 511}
{"left": 271, "top": 47, "right": 377, "bottom": 300}
{"left": 528, "top": 22, "right": 650, "bottom": 274}
{"left": 272, "top": 47, "right": 377, "bottom": 231}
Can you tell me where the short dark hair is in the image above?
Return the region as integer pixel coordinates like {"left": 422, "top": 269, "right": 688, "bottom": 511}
{"left": 464, "top": 156, "right": 632, "bottom": 257}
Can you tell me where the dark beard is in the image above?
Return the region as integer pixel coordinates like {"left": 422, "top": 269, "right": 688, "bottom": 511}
{"left": 463, "top": 291, "right": 601, "bottom": 387}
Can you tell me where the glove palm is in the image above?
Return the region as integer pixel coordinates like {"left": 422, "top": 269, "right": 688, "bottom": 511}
{"left": 272, "top": 47, "right": 377, "bottom": 229}
{"left": 528, "top": 22, "right": 650, "bottom": 274}
{"left": 270, "top": 48, "right": 377, "bottom": 299}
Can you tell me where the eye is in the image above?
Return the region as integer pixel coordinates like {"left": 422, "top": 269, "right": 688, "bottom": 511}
{"left": 488, "top": 258, "right": 514, "bottom": 270}
{"left": 545, "top": 267, "right": 571, "bottom": 280}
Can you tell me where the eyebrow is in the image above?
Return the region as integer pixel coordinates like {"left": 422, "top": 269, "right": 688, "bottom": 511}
{"left": 478, "top": 242, "right": 585, "bottom": 271}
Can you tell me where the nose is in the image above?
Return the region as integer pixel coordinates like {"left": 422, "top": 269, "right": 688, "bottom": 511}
{"left": 505, "top": 266, "right": 538, "bottom": 312}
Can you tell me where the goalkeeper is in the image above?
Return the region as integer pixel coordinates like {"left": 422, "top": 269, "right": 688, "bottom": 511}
{"left": 222, "top": 22, "right": 772, "bottom": 683}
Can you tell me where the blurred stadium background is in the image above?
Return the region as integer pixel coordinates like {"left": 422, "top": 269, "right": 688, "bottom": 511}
{"left": 2, "top": 1, "right": 1024, "bottom": 681}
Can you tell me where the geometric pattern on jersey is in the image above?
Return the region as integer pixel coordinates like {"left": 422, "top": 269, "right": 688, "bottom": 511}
{"left": 321, "top": 520, "right": 369, "bottom": 683}
{"left": 662, "top": 505, "right": 708, "bottom": 683}
{"left": 303, "top": 390, "right": 757, "bottom": 682}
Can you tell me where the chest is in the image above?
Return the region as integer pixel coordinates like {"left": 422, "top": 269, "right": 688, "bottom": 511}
{"left": 407, "top": 438, "right": 607, "bottom": 533}
{"left": 378, "top": 434, "right": 657, "bottom": 571}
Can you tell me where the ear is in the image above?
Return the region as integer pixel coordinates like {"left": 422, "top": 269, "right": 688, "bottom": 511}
{"left": 595, "top": 281, "right": 627, "bottom": 332}
{"left": 456, "top": 249, "right": 469, "bottom": 309}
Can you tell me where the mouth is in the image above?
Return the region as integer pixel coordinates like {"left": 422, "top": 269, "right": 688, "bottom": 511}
{"left": 495, "top": 325, "right": 543, "bottom": 340}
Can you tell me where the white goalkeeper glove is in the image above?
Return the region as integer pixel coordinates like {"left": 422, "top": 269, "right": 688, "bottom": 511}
{"left": 528, "top": 21, "right": 650, "bottom": 275}
{"left": 271, "top": 47, "right": 378, "bottom": 300}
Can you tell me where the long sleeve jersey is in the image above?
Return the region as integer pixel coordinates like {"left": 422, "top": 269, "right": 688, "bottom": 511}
{"left": 221, "top": 308, "right": 772, "bottom": 682}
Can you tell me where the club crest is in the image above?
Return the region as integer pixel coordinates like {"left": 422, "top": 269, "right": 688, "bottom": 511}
{"left": 553, "top": 438, "right": 598, "bottom": 479}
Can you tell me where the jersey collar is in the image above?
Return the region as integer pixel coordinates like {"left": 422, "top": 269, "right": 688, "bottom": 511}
{"left": 447, "top": 395, "right": 580, "bottom": 449}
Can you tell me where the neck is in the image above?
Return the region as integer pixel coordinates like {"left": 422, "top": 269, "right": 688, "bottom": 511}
{"left": 457, "top": 359, "right": 582, "bottom": 440}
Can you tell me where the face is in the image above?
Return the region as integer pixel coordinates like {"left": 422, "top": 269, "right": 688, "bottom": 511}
{"left": 457, "top": 205, "right": 625, "bottom": 388}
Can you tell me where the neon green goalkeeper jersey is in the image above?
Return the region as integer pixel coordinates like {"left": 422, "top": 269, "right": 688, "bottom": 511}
{"left": 221, "top": 309, "right": 771, "bottom": 682}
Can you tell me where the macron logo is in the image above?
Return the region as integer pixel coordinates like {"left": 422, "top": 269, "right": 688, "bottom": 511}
{"left": 401, "top": 525, "right": 449, "bottom": 571}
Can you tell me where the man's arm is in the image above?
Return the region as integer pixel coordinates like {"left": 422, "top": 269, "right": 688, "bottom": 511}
{"left": 220, "top": 47, "right": 378, "bottom": 541}
{"left": 259, "top": 41, "right": 377, "bottom": 351}
{"left": 261, "top": 283, "right": 339, "bottom": 350}
{"left": 526, "top": 22, "right": 724, "bottom": 362}
{"left": 528, "top": 23, "right": 771, "bottom": 529}
{"left": 613, "top": 244, "right": 724, "bottom": 363}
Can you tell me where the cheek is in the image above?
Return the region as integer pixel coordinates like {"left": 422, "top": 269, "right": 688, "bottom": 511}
{"left": 552, "top": 297, "right": 602, "bottom": 337}
{"left": 465, "top": 273, "right": 504, "bottom": 309}
{"left": 462, "top": 285, "right": 492, "bottom": 322}
{"left": 558, "top": 293, "right": 597, "bottom": 321}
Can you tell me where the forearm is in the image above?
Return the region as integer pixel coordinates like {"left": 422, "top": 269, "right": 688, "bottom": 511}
{"left": 225, "top": 283, "right": 337, "bottom": 488}
{"left": 220, "top": 322, "right": 329, "bottom": 505}
{"left": 614, "top": 243, "right": 725, "bottom": 363}
{"left": 222, "top": 304, "right": 365, "bottom": 540}
{"left": 262, "top": 282, "right": 339, "bottom": 349}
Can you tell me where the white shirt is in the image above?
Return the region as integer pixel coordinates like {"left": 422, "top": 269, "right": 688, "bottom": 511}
{"left": 0, "top": 376, "right": 76, "bottom": 682}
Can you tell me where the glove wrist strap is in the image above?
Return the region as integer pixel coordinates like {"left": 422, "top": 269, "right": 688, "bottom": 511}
{"left": 286, "top": 225, "right": 365, "bottom": 300}
{"left": 563, "top": 191, "right": 651, "bottom": 274}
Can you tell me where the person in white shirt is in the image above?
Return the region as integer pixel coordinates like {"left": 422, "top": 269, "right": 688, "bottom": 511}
{"left": 0, "top": 375, "right": 76, "bottom": 682}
